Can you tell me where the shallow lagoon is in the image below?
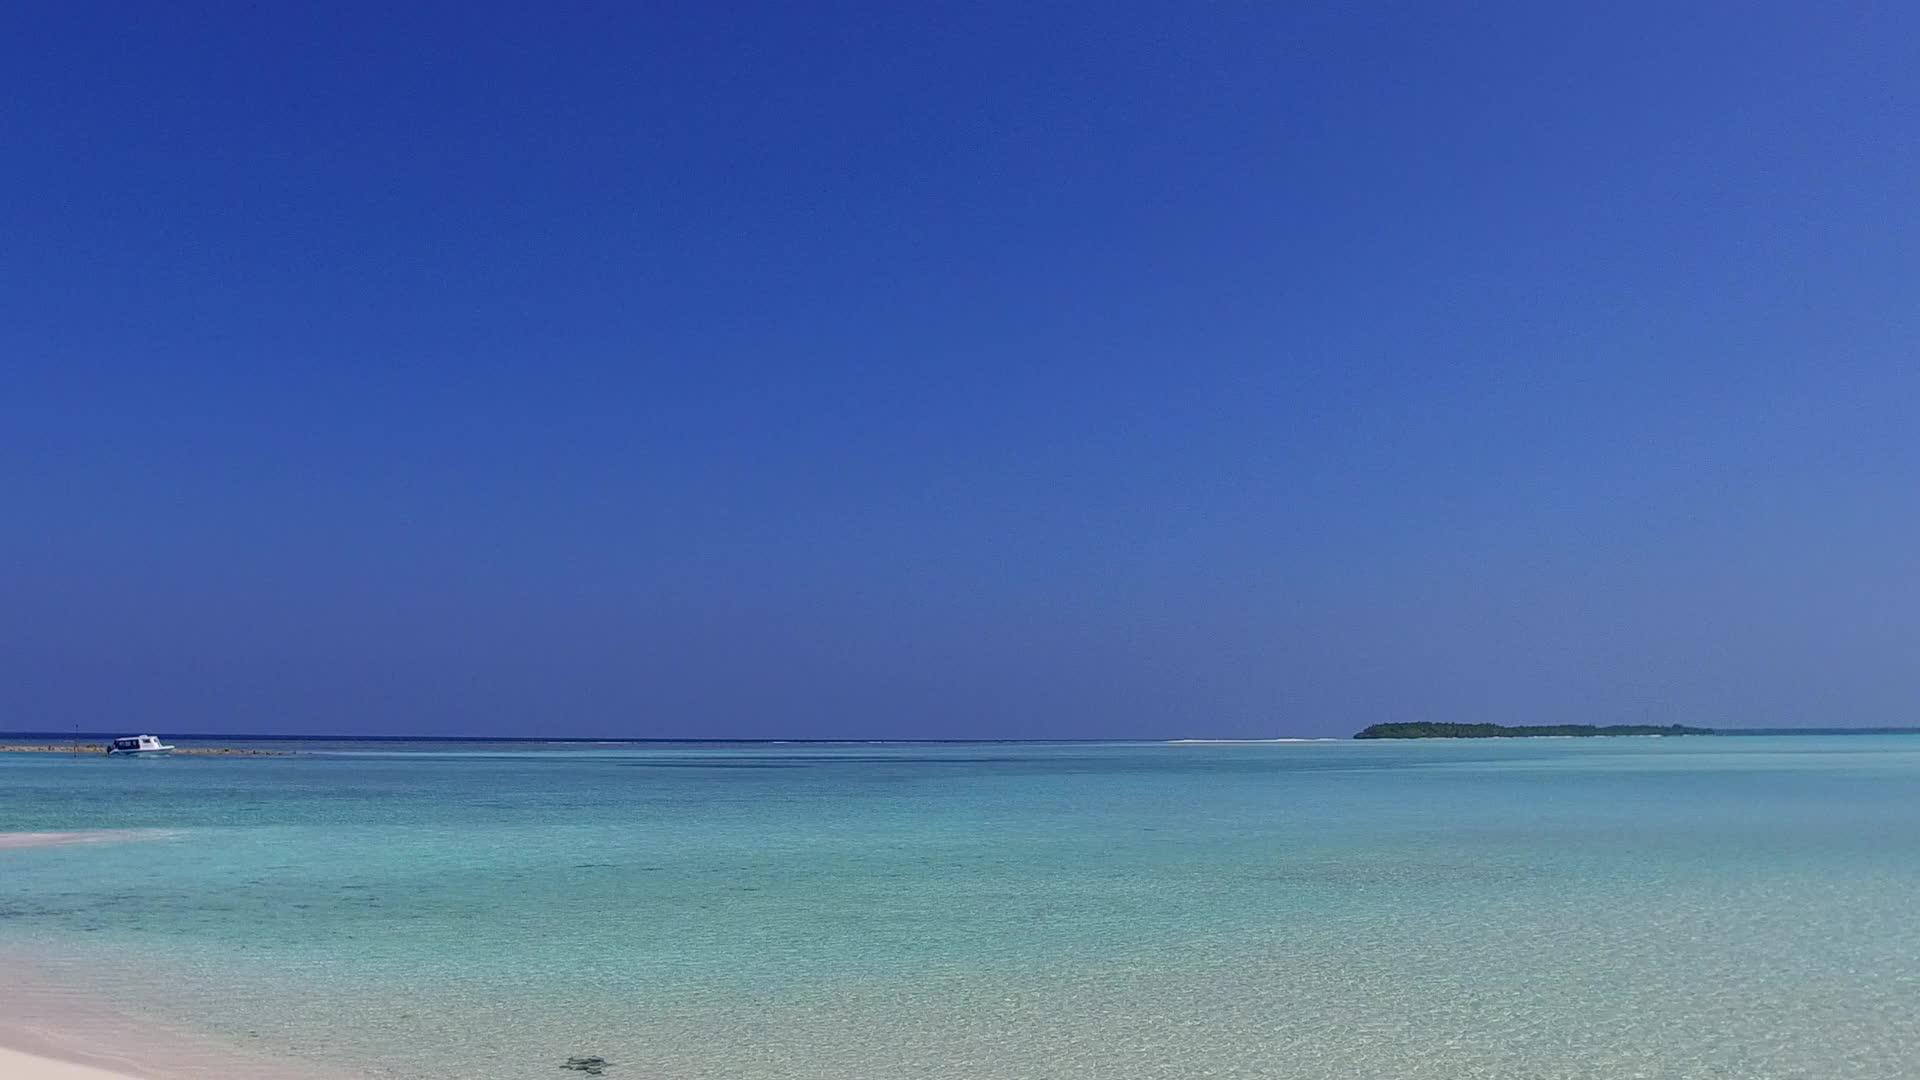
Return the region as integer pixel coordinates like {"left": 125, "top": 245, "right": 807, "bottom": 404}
{"left": 4, "top": 737, "right": 1917, "bottom": 1078}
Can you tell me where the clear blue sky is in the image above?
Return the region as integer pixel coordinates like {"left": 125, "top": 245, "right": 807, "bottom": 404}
{"left": 4, "top": 3, "right": 1916, "bottom": 738}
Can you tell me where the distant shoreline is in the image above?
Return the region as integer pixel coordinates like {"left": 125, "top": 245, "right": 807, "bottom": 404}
{"left": 1353, "top": 723, "right": 1714, "bottom": 740}
{"left": 0, "top": 744, "right": 288, "bottom": 756}
{"left": 1353, "top": 723, "right": 1920, "bottom": 740}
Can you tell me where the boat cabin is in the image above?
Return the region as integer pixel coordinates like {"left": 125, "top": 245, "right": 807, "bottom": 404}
{"left": 107, "top": 735, "right": 174, "bottom": 755}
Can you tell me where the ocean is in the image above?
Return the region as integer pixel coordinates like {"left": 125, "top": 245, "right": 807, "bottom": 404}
{"left": 3, "top": 736, "right": 1917, "bottom": 1078}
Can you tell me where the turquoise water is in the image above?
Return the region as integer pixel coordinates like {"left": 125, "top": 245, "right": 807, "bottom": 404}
{"left": 3, "top": 737, "right": 1918, "bottom": 1078}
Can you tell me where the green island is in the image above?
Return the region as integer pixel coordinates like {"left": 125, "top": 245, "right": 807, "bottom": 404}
{"left": 1353, "top": 722, "right": 1714, "bottom": 740}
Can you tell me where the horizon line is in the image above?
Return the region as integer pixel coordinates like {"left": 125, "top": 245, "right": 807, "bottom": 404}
{"left": 7, "top": 727, "right": 1920, "bottom": 744}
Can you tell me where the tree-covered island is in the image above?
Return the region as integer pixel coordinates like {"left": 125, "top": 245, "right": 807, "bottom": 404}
{"left": 1353, "top": 722, "right": 1714, "bottom": 739}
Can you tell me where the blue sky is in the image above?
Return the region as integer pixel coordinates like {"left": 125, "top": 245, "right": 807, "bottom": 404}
{"left": 4, "top": 3, "right": 1916, "bottom": 738}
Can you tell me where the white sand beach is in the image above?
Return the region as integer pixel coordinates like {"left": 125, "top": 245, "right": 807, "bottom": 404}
{"left": 0, "top": 1045, "right": 141, "bottom": 1079}
{"left": 0, "top": 1008, "right": 341, "bottom": 1080}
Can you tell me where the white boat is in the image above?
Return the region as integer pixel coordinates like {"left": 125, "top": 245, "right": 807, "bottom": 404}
{"left": 105, "top": 735, "right": 175, "bottom": 756}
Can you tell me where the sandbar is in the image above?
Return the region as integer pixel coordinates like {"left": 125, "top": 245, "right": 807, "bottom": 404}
{"left": 0, "top": 831, "right": 170, "bottom": 851}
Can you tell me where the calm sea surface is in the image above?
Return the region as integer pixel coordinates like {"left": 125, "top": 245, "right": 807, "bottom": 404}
{"left": 3, "top": 737, "right": 1918, "bottom": 1078}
